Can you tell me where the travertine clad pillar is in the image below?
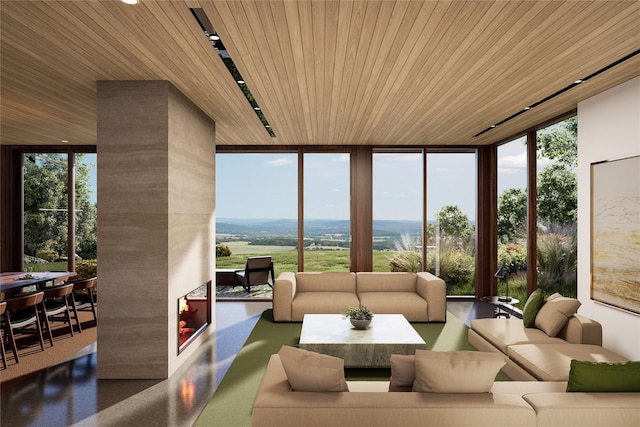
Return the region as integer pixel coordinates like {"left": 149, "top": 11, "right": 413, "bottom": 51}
{"left": 97, "top": 81, "right": 215, "bottom": 379}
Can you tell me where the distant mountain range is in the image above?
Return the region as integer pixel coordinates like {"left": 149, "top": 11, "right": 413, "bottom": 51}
{"left": 216, "top": 218, "right": 423, "bottom": 236}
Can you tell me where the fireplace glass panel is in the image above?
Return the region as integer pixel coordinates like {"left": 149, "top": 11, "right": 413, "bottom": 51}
{"left": 178, "top": 281, "right": 211, "bottom": 354}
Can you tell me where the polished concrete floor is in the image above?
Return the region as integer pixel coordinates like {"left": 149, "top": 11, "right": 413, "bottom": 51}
{"left": 0, "top": 299, "right": 511, "bottom": 427}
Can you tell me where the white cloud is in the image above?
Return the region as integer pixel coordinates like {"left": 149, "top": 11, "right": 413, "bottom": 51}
{"left": 499, "top": 151, "right": 526, "bottom": 174}
{"left": 332, "top": 153, "right": 350, "bottom": 163}
{"left": 498, "top": 150, "right": 554, "bottom": 174}
{"left": 266, "top": 158, "right": 293, "bottom": 167}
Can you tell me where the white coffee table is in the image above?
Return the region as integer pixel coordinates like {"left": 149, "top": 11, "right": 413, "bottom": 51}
{"left": 299, "top": 314, "right": 426, "bottom": 368}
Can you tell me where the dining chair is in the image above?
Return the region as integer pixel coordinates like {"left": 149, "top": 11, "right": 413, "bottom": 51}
{"left": 234, "top": 256, "right": 275, "bottom": 293}
{"left": 42, "top": 283, "right": 79, "bottom": 341}
{"left": 1, "top": 292, "right": 47, "bottom": 364}
{"left": 71, "top": 277, "right": 97, "bottom": 331}
{"left": 0, "top": 301, "right": 7, "bottom": 369}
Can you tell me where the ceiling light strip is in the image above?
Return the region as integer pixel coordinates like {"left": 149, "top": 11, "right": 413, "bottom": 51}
{"left": 474, "top": 49, "right": 640, "bottom": 138}
{"left": 190, "top": 8, "right": 275, "bottom": 137}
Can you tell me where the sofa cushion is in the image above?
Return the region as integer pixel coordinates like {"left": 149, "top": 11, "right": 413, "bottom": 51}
{"left": 356, "top": 272, "right": 416, "bottom": 293}
{"left": 412, "top": 350, "right": 505, "bottom": 393}
{"left": 522, "top": 288, "right": 545, "bottom": 327}
{"left": 358, "top": 292, "right": 428, "bottom": 322}
{"left": 277, "top": 345, "right": 349, "bottom": 392}
{"left": 470, "top": 318, "right": 565, "bottom": 354}
{"left": 295, "top": 272, "right": 357, "bottom": 293}
{"left": 534, "top": 293, "right": 581, "bottom": 337}
{"left": 507, "top": 343, "right": 629, "bottom": 381}
{"left": 566, "top": 360, "right": 640, "bottom": 392}
{"left": 389, "top": 354, "right": 415, "bottom": 392}
{"left": 291, "top": 292, "right": 361, "bottom": 322}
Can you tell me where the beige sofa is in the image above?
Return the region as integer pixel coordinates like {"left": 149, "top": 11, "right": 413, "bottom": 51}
{"left": 252, "top": 354, "right": 640, "bottom": 427}
{"left": 469, "top": 315, "right": 629, "bottom": 381}
{"left": 272, "top": 271, "right": 446, "bottom": 322}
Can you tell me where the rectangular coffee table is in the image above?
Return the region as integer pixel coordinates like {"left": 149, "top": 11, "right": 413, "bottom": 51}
{"left": 299, "top": 314, "right": 426, "bottom": 368}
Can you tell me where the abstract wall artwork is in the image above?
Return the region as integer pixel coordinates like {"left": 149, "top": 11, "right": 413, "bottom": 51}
{"left": 591, "top": 155, "right": 640, "bottom": 314}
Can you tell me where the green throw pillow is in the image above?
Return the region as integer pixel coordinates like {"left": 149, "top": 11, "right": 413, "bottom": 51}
{"left": 566, "top": 359, "right": 640, "bottom": 392}
{"left": 522, "top": 288, "right": 545, "bottom": 327}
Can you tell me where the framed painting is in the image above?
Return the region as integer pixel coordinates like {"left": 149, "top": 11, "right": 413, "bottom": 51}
{"left": 591, "top": 155, "right": 640, "bottom": 314}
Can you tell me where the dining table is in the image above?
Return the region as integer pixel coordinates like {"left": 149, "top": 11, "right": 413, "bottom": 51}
{"left": 0, "top": 271, "right": 76, "bottom": 300}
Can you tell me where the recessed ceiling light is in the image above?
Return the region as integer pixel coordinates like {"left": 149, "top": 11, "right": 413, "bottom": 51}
{"left": 61, "top": 140, "right": 69, "bottom": 143}
{"left": 121, "top": 0, "right": 138, "bottom": 4}
{"left": 474, "top": 49, "right": 640, "bottom": 138}
{"left": 191, "top": 7, "right": 275, "bottom": 137}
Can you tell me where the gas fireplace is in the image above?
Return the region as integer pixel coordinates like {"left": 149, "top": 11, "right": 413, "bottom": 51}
{"left": 178, "top": 281, "right": 211, "bottom": 354}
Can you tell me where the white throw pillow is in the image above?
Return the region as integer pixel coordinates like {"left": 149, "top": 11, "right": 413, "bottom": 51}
{"left": 277, "top": 345, "right": 349, "bottom": 392}
{"left": 412, "top": 350, "right": 505, "bottom": 393}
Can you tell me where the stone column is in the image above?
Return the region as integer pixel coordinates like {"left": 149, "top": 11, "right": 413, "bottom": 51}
{"left": 97, "top": 81, "right": 216, "bottom": 379}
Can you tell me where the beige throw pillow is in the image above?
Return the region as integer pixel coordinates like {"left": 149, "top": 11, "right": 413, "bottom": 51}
{"left": 389, "top": 354, "right": 415, "bottom": 392}
{"left": 534, "top": 293, "right": 581, "bottom": 337}
{"left": 412, "top": 350, "right": 505, "bottom": 393}
{"left": 277, "top": 345, "right": 349, "bottom": 392}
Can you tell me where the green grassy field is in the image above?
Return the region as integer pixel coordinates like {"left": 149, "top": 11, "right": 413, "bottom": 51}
{"left": 216, "top": 245, "right": 403, "bottom": 277}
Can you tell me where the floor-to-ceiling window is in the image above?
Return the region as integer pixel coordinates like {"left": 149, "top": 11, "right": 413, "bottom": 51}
{"left": 74, "top": 153, "right": 98, "bottom": 278}
{"left": 426, "top": 151, "right": 477, "bottom": 295}
{"left": 21, "top": 150, "right": 96, "bottom": 275}
{"left": 372, "top": 151, "right": 423, "bottom": 272}
{"left": 536, "top": 117, "right": 578, "bottom": 298}
{"left": 215, "top": 153, "right": 298, "bottom": 295}
{"left": 23, "top": 153, "right": 69, "bottom": 272}
{"left": 303, "top": 152, "right": 351, "bottom": 271}
{"left": 497, "top": 137, "right": 528, "bottom": 307}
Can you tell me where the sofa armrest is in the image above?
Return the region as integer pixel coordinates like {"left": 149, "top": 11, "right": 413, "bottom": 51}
{"left": 273, "top": 272, "right": 297, "bottom": 322}
{"left": 416, "top": 272, "right": 446, "bottom": 322}
{"left": 524, "top": 392, "right": 640, "bottom": 427}
{"left": 558, "top": 314, "right": 602, "bottom": 345}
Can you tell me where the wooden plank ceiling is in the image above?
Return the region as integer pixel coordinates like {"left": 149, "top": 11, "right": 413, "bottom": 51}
{"left": 1, "top": 0, "right": 639, "bottom": 147}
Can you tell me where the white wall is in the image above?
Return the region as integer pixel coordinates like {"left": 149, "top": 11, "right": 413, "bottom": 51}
{"left": 577, "top": 76, "right": 640, "bottom": 359}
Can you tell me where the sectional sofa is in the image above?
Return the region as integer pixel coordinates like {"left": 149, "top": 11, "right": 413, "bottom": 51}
{"left": 252, "top": 353, "right": 640, "bottom": 427}
{"left": 272, "top": 271, "right": 446, "bottom": 322}
{"left": 468, "top": 292, "right": 629, "bottom": 381}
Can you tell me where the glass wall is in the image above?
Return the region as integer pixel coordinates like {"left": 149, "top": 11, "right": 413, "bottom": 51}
{"left": 22, "top": 152, "right": 97, "bottom": 276}
{"left": 215, "top": 153, "right": 298, "bottom": 295}
{"left": 426, "top": 152, "right": 477, "bottom": 295}
{"left": 75, "top": 153, "right": 98, "bottom": 275}
{"left": 372, "top": 151, "right": 423, "bottom": 272}
{"left": 23, "top": 153, "right": 69, "bottom": 272}
{"left": 536, "top": 117, "right": 578, "bottom": 298}
{"left": 303, "top": 153, "right": 350, "bottom": 271}
{"left": 497, "top": 137, "right": 528, "bottom": 306}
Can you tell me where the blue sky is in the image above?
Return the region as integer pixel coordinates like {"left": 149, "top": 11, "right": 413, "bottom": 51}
{"left": 72, "top": 144, "right": 531, "bottom": 218}
{"left": 216, "top": 143, "right": 529, "bottom": 222}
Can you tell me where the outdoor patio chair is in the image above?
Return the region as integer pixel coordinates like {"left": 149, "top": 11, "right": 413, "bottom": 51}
{"left": 234, "top": 256, "right": 275, "bottom": 293}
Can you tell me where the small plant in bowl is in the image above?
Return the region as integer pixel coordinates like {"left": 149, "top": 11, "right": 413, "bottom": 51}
{"left": 341, "top": 305, "right": 374, "bottom": 329}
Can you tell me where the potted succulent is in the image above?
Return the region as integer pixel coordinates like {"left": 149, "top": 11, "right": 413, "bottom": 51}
{"left": 341, "top": 305, "right": 374, "bottom": 329}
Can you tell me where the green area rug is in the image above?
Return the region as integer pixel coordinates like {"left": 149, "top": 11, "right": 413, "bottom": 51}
{"left": 195, "top": 310, "right": 493, "bottom": 427}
